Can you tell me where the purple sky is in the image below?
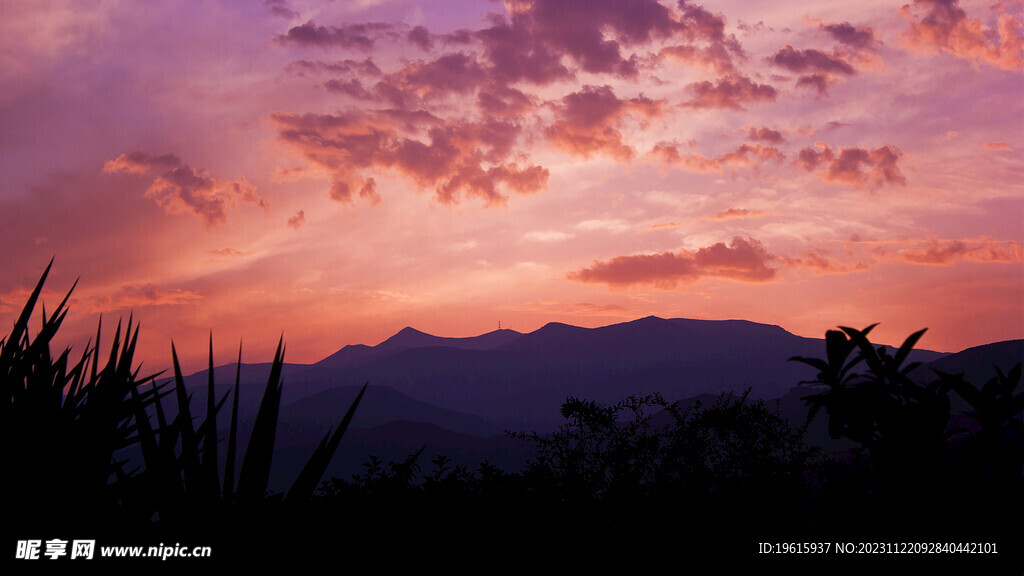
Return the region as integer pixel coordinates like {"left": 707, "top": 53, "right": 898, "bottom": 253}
{"left": 1, "top": 0, "right": 1021, "bottom": 372}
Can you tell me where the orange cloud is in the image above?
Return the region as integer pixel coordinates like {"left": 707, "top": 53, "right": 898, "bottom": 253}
{"left": 88, "top": 284, "right": 203, "bottom": 313}
{"left": 704, "top": 208, "right": 767, "bottom": 220}
{"left": 657, "top": 0, "right": 745, "bottom": 73}
{"left": 746, "top": 127, "right": 786, "bottom": 144}
{"left": 820, "top": 21, "right": 877, "bottom": 49}
{"left": 274, "top": 20, "right": 391, "bottom": 50}
{"left": 796, "top": 142, "right": 906, "bottom": 188}
{"left": 272, "top": 111, "right": 547, "bottom": 206}
{"left": 649, "top": 142, "right": 783, "bottom": 173}
{"left": 778, "top": 251, "right": 868, "bottom": 274}
{"left": 103, "top": 152, "right": 182, "bottom": 175}
{"left": 375, "top": 52, "right": 491, "bottom": 106}
{"left": 901, "top": 0, "right": 1024, "bottom": 72}
{"left": 284, "top": 58, "right": 382, "bottom": 77}
{"left": 769, "top": 45, "right": 857, "bottom": 75}
{"left": 983, "top": 141, "right": 1012, "bottom": 151}
{"left": 643, "top": 222, "right": 680, "bottom": 230}
{"left": 544, "top": 85, "right": 664, "bottom": 160}
{"left": 106, "top": 152, "right": 267, "bottom": 226}
{"left": 891, "top": 238, "right": 1023, "bottom": 265}
{"left": 718, "top": 143, "right": 785, "bottom": 166}
{"left": 145, "top": 168, "right": 263, "bottom": 227}
{"left": 568, "top": 237, "right": 776, "bottom": 288}
{"left": 287, "top": 210, "right": 306, "bottom": 229}
{"left": 683, "top": 74, "right": 777, "bottom": 109}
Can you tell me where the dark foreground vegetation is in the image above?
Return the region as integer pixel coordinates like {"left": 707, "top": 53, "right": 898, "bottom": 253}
{"left": 3, "top": 263, "right": 1022, "bottom": 569}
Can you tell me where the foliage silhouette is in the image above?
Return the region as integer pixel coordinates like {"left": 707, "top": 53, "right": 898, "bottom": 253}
{"left": 0, "top": 262, "right": 366, "bottom": 539}
{"left": 4, "top": 261, "right": 1021, "bottom": 567}
{"left": 1, "top": 260, "right": 162, "bottom": 531}
{"left": 791, "top": 324, "right": 1023, "bottom": 536}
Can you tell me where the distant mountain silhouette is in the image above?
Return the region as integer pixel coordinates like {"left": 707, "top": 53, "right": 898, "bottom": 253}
{"left": 180, "top": 316, "right": 947, "bottom": 432}
{"left": 923, "top": 339, "right": 1024, "bottom": 383}
{"left": 276, "top": 385, "right": 500, "bottom": 438}
{"left": 164, "top": 318, "right": 1024, "bottom": 491}
{"left": 315, "top": 327, "right": 523, "bottom": 369}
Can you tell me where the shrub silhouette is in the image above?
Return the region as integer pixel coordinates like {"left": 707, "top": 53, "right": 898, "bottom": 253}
{"left": 1, "top": 260, "right": 163, "bottom": 531}
{"left": 515, "top": 390, "right": 812, "bottom": 522}
{"left": 0, "top": 262, "right": 365, "bottom": 539}
{"left": 791, "top": 324, "right": 1023, "bottom": 534}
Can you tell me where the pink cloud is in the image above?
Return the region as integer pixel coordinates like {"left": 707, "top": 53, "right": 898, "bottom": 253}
{"left": 746, "top": 127, "right": 786, "bottom": 144}
{"left": 683, "top": 74, "right": 777, "bottom": 109}
{"left": 644, "top": 222, "right": 680, "bottom": 230}
{"left": 659, "top": 1, "right": 745, "bottom": 73}
{"left": 649, "top": 142, "right": 782, "bottom": 172}
{"left": 901, "top": 0, "right": 1024, "bottom": 72}
{"left": 718, "top": 143, "right": 784, "bottom": 167}
{"left": 820, "top": 21, "right": 877, "bottom": 49}
{"left": 264, "top": 0, "right": 299, "bottom": 20}
{"left": 649, "top": 143, "right": 720, "bottom": 172}
{"left": 545, "top": 85, "right": 664, "bottom": 160}
{"left": 375, "top": 52, "right": 491, "bottom": 106}
{"left": 796, "top": 142, "right": 906, "bottom": 188}
{"left": 499, "top": 0, "right": 680, "bottom": 77}
{"left": 408, "top": 25, "right": 432, "bottom": 51}
{"left": 769, "top": 45, "right": 857, "bottom": 75}
{"left": 103, "top": 152, "right": 182, "bottom": 175}
{"left": 660, "top": 44, "right": 735, "bottom": 74}
{"left": 778, "top": 251, "right": 868, "bottom": 274}
{"left": 145, "top": 168, "right": 264, "bottom": 227}
{"left": 275, "top": 20, "right": 392, "bottom": 50}
{"left": 892, "top": 238, "right": 1023, "bottom": 265}
{"left": 795, "top": 73, "right": 833, "bottom": 95}
{"left": 704, "top": 208, "right": 767, "bottom": 220}
{"left": 272, "top": 111, "right": 547, "bottom": 206}
{"left": 287, "top": 210, "right": 305, "bottom": 229}
{"left": 568, "top": 236, "right": 777, "bottom": 288}
{"left": 323, "top": 78, "right": 373, "bottom": 99}
{"left": 88, "top": 283, "right": 203, "bottom": 313}
{"left": 284, "top": 58, "right": 381, "bottom": 76}
{"left": 477, "top": 86, "right": 533, "bottom": 117}
{"left": 983, "top": 141, "right": 1012, "bottom": 150}
{"left": 468, "top": 0, "right": 747, "bottom": 85}
{"left": 106, "top": 152, "right": 267, "bottom": 226}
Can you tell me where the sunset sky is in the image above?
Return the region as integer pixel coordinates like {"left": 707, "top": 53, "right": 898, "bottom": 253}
{"left": 1, "top": 0, "right": 1021, "bottom": 373}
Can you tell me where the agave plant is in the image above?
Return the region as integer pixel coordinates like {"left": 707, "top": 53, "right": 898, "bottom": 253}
{"left": 2, "top": 261, "right": 368, "bottom": 534}
{"left": 124, "top": 326, "right": 368, "bottom": 529}
{"left": 1, "top": 260, "right": 162, "bottom": 531}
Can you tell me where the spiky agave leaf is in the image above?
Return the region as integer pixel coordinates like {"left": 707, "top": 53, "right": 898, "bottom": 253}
{"left": 284, "top": 383, "right": 367, "bottom": 505}
{"left": 0, "top": 257, "right": 53, "bottom": 370}
{"left": 200, "top": 333, "right": 221, "bottom": 502}
{"left": 171, "top": 343, "right": 202, "bottom": 499}
{"left": 223, "top": 341, "right": 242, "bottom": 503}
{"left": 236, "top": 336, "right": 285, "bottom": 504}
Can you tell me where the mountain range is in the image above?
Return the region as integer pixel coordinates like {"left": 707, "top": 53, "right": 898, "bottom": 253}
{"left": 172, "top": 316, "right": 1022, "bottom": 489}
